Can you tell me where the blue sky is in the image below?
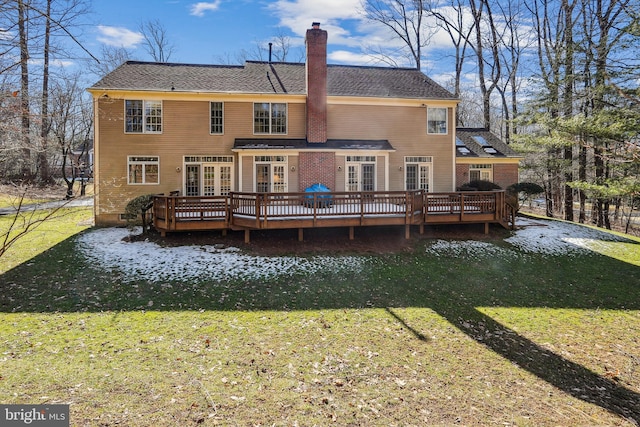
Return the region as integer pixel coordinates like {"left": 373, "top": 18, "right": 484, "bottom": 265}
{"left": 86, "top": 0, "right": 460, "bottom": 81}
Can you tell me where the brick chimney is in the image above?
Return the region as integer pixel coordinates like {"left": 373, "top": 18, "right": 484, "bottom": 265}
{"left": 305, "top": 22, "right": 328, "bottom": 144}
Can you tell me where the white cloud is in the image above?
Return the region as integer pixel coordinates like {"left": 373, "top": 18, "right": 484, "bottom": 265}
{"left": 26, "top": 58, "right": 75, "bottom": 68}
{"left": 267, "top": 0, "right": 362, "bottom": 39}
{"left": 96, "top": 25, "right": 144, "bottom": 48}
{"left": 329, "top": 50, "right": 402, "bottom": 67}
{"left": 190, "top": 1, "right": 222, "bottom": 17}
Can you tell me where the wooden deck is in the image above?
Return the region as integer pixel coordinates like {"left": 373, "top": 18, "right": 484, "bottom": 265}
{"left": 153, "top": 190, "right": 515, "bottom": 242}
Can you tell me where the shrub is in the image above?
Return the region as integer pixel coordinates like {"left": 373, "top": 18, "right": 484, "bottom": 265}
{"left": 506, "top": 182, "right": 545, "bottom": 211}
{"left": 459, "top": 180, "right": 502, "bottom": 191}
{"left": 124, "top": 194, "right": 155, "bottom": 233}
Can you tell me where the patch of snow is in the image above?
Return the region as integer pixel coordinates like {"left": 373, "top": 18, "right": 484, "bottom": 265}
{"left": 76, "top": 227, "right": 368, "bottom": 283}
{"left": 425, "top": 217, "right": 629, "bottom": 258}
{"left": 506, "top": 217, "right": 627, "bottom": 256}
{"left": 77, "top": 217, "right": 629, "bottom": 284}
{"left": 426, "top": 239, "right": 517, "bottom": 260}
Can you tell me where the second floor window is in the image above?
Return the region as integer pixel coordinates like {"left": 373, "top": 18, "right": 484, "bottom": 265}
{"left": 427, "top": 107, "right": 447, "bottom": 134}
{"left": 254, "top": 102, "right": 287, "bottom": 134}
{"left": 125, "top": 100, "right": 162, "bottom": 133}
{"left": 210, "top": 102, "right": 224, "bottom": 134}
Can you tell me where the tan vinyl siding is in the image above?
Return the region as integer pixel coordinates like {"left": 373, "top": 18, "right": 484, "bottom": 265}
{"left": 376, "top": 155, "right": 386, "bottom": 190}
{"left": 94, "top": 94, "right": 456, "bottom": 225}
{"left": 288, "top": 156, "right": 299, "bottom": 191}
{"left": 335, "top": 156, "right": 346, "bottom": 190}
{"left": 328, "top": 103, "right": 455, "bottom": 192}
{"left": 241, "top": 155, "right": 253, "bottom": 192}
{"left": 95, "top": 97, "right": 305, "bottom": 223}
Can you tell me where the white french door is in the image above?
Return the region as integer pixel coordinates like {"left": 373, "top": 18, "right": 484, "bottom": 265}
{"left": 254, "top": 156, "right": 287, "bottom": 193}
{"left": 404, "top": 156, "right": 432, "bottom": 191}
{"left": 184, "top": 156, "right": 233, "bottom": 196}
{"left": 346, "top": 156, "right": 376, "bottom": 192}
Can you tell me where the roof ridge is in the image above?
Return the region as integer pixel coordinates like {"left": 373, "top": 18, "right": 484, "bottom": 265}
{"left": 124, "top": 60, "right": 244, "bottom": 69}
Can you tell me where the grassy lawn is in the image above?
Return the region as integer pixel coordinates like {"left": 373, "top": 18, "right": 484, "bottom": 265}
{"left": 0, "top": 207, "right": 93, "bottom": 273}
{"left": 1, "top": 206, "right": 639, "bottom": 426}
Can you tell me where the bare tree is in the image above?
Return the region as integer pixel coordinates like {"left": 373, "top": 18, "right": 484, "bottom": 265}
{"left": 38, "top": 0, "right": 52, "bottom": 184}
{"left": 17, "top": 0, "right": 31, "bottom": 179}
{"left": 139, "top": 19, "right": 175, "bottom": 62}
{"left": 360, "top": 0, "right": 434, "bottom": 69}
{"left": 216, "top": 28, "right": 304, "bottom": 64}
{"left": 49, "top": 72, "right": 92, "bottom": 199}
{"left": 270, "top": 27, "right": 304, "bottom": 62}
{"left": 87, "top": 45, "right": 134, "bottom": 78}
{"left": 0, "top": 0, "right": 95, "bottom": 184}
{"left": 427, "top": 0, "right": 475, "bottom": 125}
{"left": 468, "top": 0, "right": 502, "bottom": 131}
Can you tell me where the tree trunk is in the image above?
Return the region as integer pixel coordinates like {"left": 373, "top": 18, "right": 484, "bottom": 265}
{"left": 578, "top": 142, "right": 587, "bottom": 223}
{"left": 39, "top": 0, "right": 52, "bottom": 184}
{"left": 563, "top": 145, "right": 574, "bottom": 221}
{"left": 18, "top": 0, "right": 31, "bottom": 180}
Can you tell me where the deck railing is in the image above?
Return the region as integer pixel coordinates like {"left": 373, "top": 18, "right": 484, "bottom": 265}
{"left": 153, "top": 190, "right": 513, "bottom": 240}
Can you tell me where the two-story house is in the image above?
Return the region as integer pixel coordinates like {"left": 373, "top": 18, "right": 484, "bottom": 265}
{"left": 88, "top": 22, "right": 519, "bottom": 227}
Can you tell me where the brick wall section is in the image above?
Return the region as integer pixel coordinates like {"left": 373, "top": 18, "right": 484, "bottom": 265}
{"left": 493, "top": 163, "right": 519, "bottom": 189}
{"left": 305, "top": 24, "right": 328, "bottom": 143}
{"left": 456, "top": 164, "right": 470, "bottom": 189}
{"left": 456, "top": 163, "right": 519, "bottom": 189}
{"left": 298, "top": 152, "right": 336, "bottom": 191}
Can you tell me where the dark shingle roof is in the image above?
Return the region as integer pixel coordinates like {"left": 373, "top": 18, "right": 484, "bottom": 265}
{"left": 455, "top": 128, "right": 521, "bottom": 158}
{"left": 89, "top": 60, "right": 455, "bottom": 100}
{"left": 233, "top": 138, "right": 395, "bottom": 151}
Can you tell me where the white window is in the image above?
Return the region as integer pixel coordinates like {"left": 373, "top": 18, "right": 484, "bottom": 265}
{"left": 404, "top": 156, "right": 432, "bottom": 191}
{"left": 184, "top": 156, "right": 234, "bottom": 196}
{"left": 254, "top": 156, "right": 287, "bottom": 192}
{"left": 210, "top": 102, "right": 224, "bottom": 134}
{"left": 427, "top": 107, "right": 447, "bottom": 134}
{"left": 469, "top": 164, "right": 493, "bottom": 181}
{"left": 128, "top": 156, "right": 159, "bottom": 184}
{"left": 254, "top": 103, "right": 287, "bottom": 134}
{"left": 125, "top": 100, "right": 162, "bottom": 133}
{"left": 346, "top": 156, "right": 376, "bottom": 192}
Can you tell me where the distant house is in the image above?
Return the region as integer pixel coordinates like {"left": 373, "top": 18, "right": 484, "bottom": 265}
{"left": 87, "top": 22, "right": 519, "bottom": 226}
{"left": 63, "top": 139, "right": 94, "bottom": 180}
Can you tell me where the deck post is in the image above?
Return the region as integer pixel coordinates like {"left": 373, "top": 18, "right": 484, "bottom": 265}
{"left": 349, "top": 226, "right": 354, "bottom": 240}
{"left": 405, "top": 224, "right": 410, "bottom": 240}
{"left": 484, "top": 222, "right": 489, "bottom": 234}
{"left": 244, "top": 229, "right": 250, "bottom": 243}
{"left": 298, "top": 228, "right": 304, "bottom": 242}
{"left": 419, "top": 223, "right": 424, "bottom": 234}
